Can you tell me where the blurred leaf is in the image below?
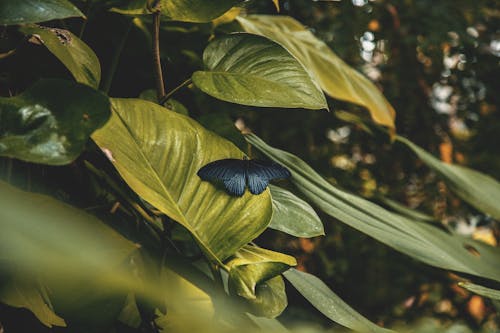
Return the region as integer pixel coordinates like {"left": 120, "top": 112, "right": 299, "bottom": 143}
{"left": 237, "top": 15, "right": 395, "bottom": 129}
{"left": 269, "top": 185, "right": 324, "bottom": 237}
{"left": 284, "top": 269, "right": 394, "bottom": 333}
{"left": 192, "top": 33, "right": 327, "bottom": 110}
{"left": 0, "top": 278, "right": 66, "bottom": 328}
{"left": 459, "top": 282, "right": 500, "bottom": 301}
{"left": 272, "top": 0, "right": 280, "bottom": 12}
{"left": 212, "top": 7, "right": 242, "bottom": 28}
{"left": 0, "top": 0, "right": 84, "bottom": 25}
{"left": 92, "top": 99, "right": 272, "bottom": 264}
{"left": 111, "top": 0, "right": 241, "bottom": 23}
{"left": 117, "top": 293, "right": 141, "bottom": 328}
{"left": 226, "top": 245, "right": 296, "bottom": 318}
{"left": 0, "top": 79, "right": 110, "bottom": 165}
{"left": 19, "top": 25, "right": 101, "bottom": 88}
{"left": 397, "top": 136, "right": 500, "bottom": 220}
{"left": 245, "top": 133, "right": 500, "bottom": 282}
{"left": 139, "top": 89, "right": 188, "bottom": 115}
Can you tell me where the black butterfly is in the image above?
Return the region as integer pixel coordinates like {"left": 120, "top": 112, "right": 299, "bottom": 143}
{"left": 197, "top": 157, "right": 291, "bottom": 197}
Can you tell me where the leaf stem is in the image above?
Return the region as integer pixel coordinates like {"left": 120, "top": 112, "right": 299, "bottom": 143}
{"left": 102, "top": 19, "right": 132, "bottom": 94}
{"left": 152, "top": 11, "right": 166, "bottom": 102}
{"left": 159, "top": 78, "right": 192, "bottom": 105}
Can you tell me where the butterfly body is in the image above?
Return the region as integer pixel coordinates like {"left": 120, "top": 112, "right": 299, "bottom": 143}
{"left": 197, "top": 158, "right": 291, "bottom": 196}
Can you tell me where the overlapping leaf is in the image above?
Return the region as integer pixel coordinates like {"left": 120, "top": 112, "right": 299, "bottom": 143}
{"left": 92, "top": 99, "right": 272, "bottom": 264}
{"left": 192, "top": 33, "right": 327, "bottom": 110}
{"left": 269, "top": 185, "right": 324, "bottom": 237}
{"left": 0, "top": 0, "right": 84, "bottom": 25}
{"left": 284, "top": 269, "right": 394, "bottom": 333}
{"left": 0, "top": 79, "right": 110, "bottom": 165}
{"left": 458, "top": 282, "right": 500, "bottom": 301}
{"left": 245, "top": 133, "right": 500, "bottom": 283}
{"left": 237, "top": 15, "right": 395, "bottom": 128}
{"left": 226, "top": 245, "right": 296, "bottom": 318}
{"left": 20, "top": 25, "right": 101, "bottom": 88}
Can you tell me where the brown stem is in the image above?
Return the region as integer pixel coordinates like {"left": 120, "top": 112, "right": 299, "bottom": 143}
{"left": 152, "top": 11, "right": 166, "bottom": 102}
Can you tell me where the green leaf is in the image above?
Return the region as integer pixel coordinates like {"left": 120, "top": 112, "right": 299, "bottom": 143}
{"left": 139, "top": 89, "right": 188, "bottom": 115}
{"left": 91, "top": 99, "right": 273, "bottom": 264}
{"left": 192, "top": 33, "right": 327, "bottom": 110}
{"left": 269, "top": 185, "right": 324, "bottom": 237}
{"left": 0, "top": 0, "right": 84, "bottom": 25}
{"left": 0, "top": 277, "right": 66, "bottom": 328}
{"left": 458, "top": 282, "right": 500, "bottom": 301}
{"left": 237, "top": 15, "right": 395, "bottom": 129}
{"left": 245, "top": 133, "right": 500, "bottom": 283}
{"left": 0, "top": 79, "right": 110, "bottom": 165}
{"left": 20, "top": 25, "right": 101, "bottom": 88}
{"left": 226, "top": 245, "right": 296, "bottom": 318}
{"left": 111, "top": 0, "right": 242, "bottom": 23}
{"left": 397, "top": 136, "right": 500, "bottom": 220}
{"left": 378, "top": 196, "right": 435, "bottom": 223}
{"left": 284, "top": 269, "right": 394, "bottom": 333}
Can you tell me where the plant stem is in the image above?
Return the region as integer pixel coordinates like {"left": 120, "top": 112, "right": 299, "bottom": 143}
{"left": 152, "top": 11, "right": 166, "bottom": 102}
{"left": 159, "top": 78, "right": 192, "bottom": 105}
{"left": 102, "top": 20, "right": 132, "bottom": 94}
{"left": 78, "top": 0, "right": 93, "bottom": 38}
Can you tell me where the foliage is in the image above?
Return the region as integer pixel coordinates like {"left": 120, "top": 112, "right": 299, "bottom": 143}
{"left": 0, "top": 0, "right": 499, "bottom": 332}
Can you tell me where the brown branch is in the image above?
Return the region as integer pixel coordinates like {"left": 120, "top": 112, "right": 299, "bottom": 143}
{"left": 152, "top": 11, "right": 166, "bottom": 102}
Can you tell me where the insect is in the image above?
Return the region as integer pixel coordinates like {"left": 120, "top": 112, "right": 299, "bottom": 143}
{"left": 197, "top": 157, "right": 291, "bottom": 196}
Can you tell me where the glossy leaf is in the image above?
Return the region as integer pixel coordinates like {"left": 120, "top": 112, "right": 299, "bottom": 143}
{"left": 458, "top": 282, "right": 500, "bottom": 301}
{"left": 269, "top": 185, "right": 324, "bottom": 237}
{"left": 246, "top": 133, "right": 500, "bottom": 283}
{"left": 237, "top": 15, "right": 395, "bottom": 129}
{"left": 20, "top": 25, "right": 101, "bottom": 88}
{"left": 0, "top": 278, "right": 66, "bottom": 328}
{"left": 0, "top": 0, "right": 84, "bottom": 25}
{"left": 0, "top": 79, "right": 110, "bottom": 165}
{"left": 192, "top": 33, "right": 327, "bottom": 110}
{"left": 284, "top": 269, "right": 394, "bottom": 333}
{"left": 92, "top": 99, "right": 272, "bottom": 264}
{"left": 226, "top": 245, "right": 296, "bottom": 318}
{"left": 397, "top": 136, "right": 500, "bottom": 220}
{"left": 111, "top": 0, "right": 241, "bottom": 23}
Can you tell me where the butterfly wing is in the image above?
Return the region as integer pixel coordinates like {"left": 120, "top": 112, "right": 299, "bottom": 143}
{"left": 246, "top": 159, "right": 291, "bottom": 195}
{"left": 197, "top": 159, "right": 247, "bottom": 196}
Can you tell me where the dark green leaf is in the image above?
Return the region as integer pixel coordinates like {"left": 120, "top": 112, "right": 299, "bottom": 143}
{"left": 269, "top": 185, "right": 324, "bottom": 237}
{"left": 192, "top": 33, "right": 327, "bottom": 110}
{"left": 0, "top": 0, "right": 84, "bottom": 25}
{"left": 284, "top": 269, "right": 394, "bottom": 333}
{"left": 0, "top": 79, "right": 110, "bottom": 165}
{"left": 20, "top": 25, "right": 101, "bottom": 88}
{"left": 458, "top": 282, "right": 500, "bottom": 301}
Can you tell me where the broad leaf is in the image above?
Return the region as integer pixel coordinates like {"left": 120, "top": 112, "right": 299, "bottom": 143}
{"left": 111, "top": 0, "right": 241, "bottom": 23}
{"left": 0, "top": 0, "right": 84, "bottom": 25}
{"left": 284, "top": 269, "right": 394, "bottom": 333}
{"left": 0, "top": 277, "right": 66, "bottom": 328}
{"left": 237, "top": 15, "right": 395, "bottom": 129}
{"left": 397, "top": 136, "right": 500, "bottom": 220}
{"left": 192, "top": 33, "right": 327, "bottom": 110}
{"left": 378, "top": 196, "right": 435, "bottom": 223}
{"left": 458, "top": 282, "right": 500, "bottom": 301}
{"left": 0, "top": 79, "right": 110, "bottom": 165}
{"left": 92, "top": 99, "right": 272, "bottom": 264}
{"left": 20, "top": 25, "right": 101, "bottom": 88}
{"left": 227, "top": 245, "right": 296, "bottom": 318}
{"left": 269, "top": 185, "right": 324, "bottom": 237}
{"left": 246, "top": 133, "right": 500, "bottom": 283}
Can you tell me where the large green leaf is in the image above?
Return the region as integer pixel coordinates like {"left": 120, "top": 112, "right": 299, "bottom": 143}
{"left": 269, "top": 185, "right": 324, "bottom": 237}
{"left": 0, "top": 79, "right": 110, "bottom": 165}
{"left": 397, "top": 136, "right": 500, "bottom": 220}
{"left": 237, "top": 15, "right": 395, "bottom": 129}
{"left": 0, "top": 0, "right": 84, "bottom": 25}
{"left": 20, "top": 25, "right": 101, "bottom": 88}
{"left": 0, "top": 277, "right": 66, "bottom": 328}
{"left": 245, "top": 133, "right": 500, "bottom": 283}
{"left": 111, "top": 0, "right": 241, "bottom": 23}
{"left": 91, "top": 99, "right": 273, "bottom": 264}
{"left": 192, "top": 33, "right": 327, "bottom": 110}
{"left": 226, "top": 245, "right": 296, "bottom": 318}
{"left": 284, "top": 269, "right": 394, "bottom": 333}
{"left": 458, "top": 282, "right": 500, "bottom": 301}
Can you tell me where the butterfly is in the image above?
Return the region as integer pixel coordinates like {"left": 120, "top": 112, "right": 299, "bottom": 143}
{"left": 197, "top": 157, "right": 291, "bottom": 197}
